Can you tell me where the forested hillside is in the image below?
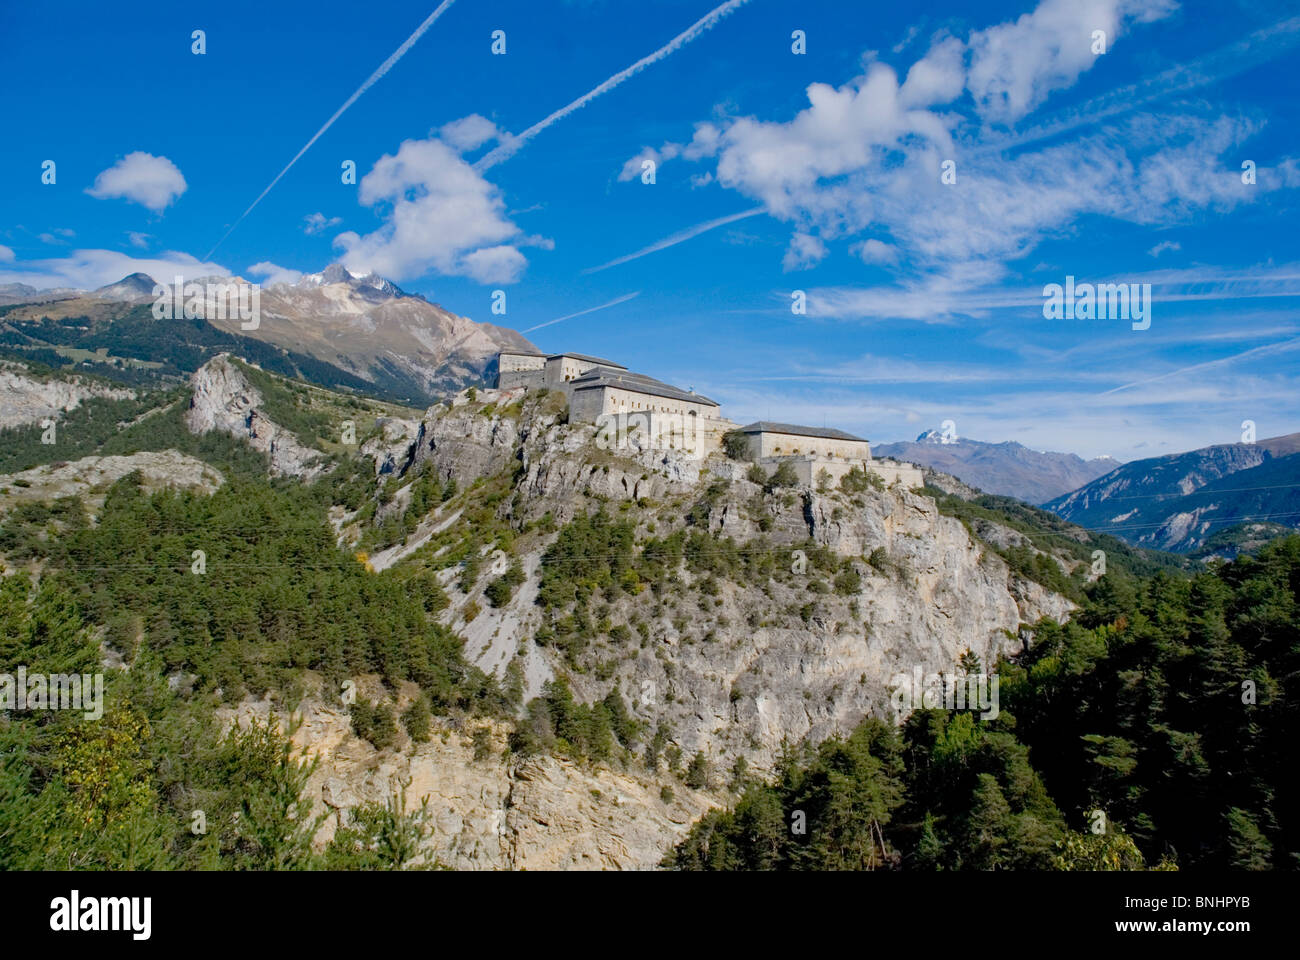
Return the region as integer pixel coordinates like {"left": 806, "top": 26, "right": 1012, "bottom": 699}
{"left": 668, "top": 537, "right": 1298, "bottom": 870}
{"left": 1, "top": 355, "right": 1294, "bottom": 870}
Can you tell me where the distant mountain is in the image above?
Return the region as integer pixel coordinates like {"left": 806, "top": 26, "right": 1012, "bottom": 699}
{"left": 874, "top": 430, "right": 1119, "bottom": 504}
{"left": 1044, "top": 433, "right": 1300, "bottom": 553}
{"left": 0, "top": 282, "right": 80, "bottom": 306}
{"left": 0, "top": 286, "right": 383, "bottom": 397}
{"left": 0, "top": 266, "right": 538, "bottom": 404}
{"left": 92, "top": 272, "right": 157, "bottom": 302}
{"left": 201, "top": 264, "right": 536, "bottom": 403}
{"left": 1187, "top": 521, "right": 1298, "bottom": 562}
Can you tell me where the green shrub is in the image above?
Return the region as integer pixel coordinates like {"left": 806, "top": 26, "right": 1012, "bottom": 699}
{"left": 401, "top": 696, "right": 433, "bottom": 743}
{"left": 722, "top": 429, "right": 749, "bottom": 461}
{"left": 351, "top": 699, "right": 399, "bottom": 750}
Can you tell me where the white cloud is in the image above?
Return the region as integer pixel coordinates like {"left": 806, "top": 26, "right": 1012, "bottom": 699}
{"left": 86, "top": 152, "right": 187, "bottom": 212}
{"left": 966, "top": 0, "right": 1176, "bottom": 124}
{"left": 335, "top": 128, "right": 540, "bottom": 284}
{"left": 782, "top": 233, "right": 827, "bottom": 271}
{"left": 439, "top": 114, "right": 503, "bottom": 152}
{"left": 0, "top": 249, "right": 228, "bottom": 291}
{"left": 898, "top": 35, "right": 965, "bottom": 108}
{"left": 619, "top": 144, "right": 679, "bottom": 182}
{"left": 459, "top": 246, "right": 528, "bottom": 285}
{"left": 854, "top": 238, "right": 898, "bottom": 264}
{"left": 1148, "top": 240, "right": 1181, "bottom": 257}
{"left": 0, "top": 245, "right": 13, "bottom": 263}
{"left": 618, "top": 126, "right": 719, "bottom": 181}
{"left": 303, "top": 212, "right": 343, "bottom": 235}
{"left": 247, "top": 261, "right": 302, "bottom": 286}
{"left": 127, "top": 231, "right": 151, "bottom": 249}
{"left": 630, "top": 0, "right": 1294, "bottom": 322}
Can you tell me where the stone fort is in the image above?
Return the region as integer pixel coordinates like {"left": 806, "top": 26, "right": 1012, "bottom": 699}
{"left": 497, "top": 349, "right": 923, "bottom": 488}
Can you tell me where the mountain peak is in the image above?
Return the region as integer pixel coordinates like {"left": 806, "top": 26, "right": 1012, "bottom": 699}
{"left": 916, "top": 428, "right": 959, "bottom": 445}
{"left": 876, "top": 431, "right": 1117, "bottom": 504}
{"left": 296, "top": 263, "right": 406, "bottom": 300}
{"left": 93, "top": 272, "right": 158, "bottom": 302}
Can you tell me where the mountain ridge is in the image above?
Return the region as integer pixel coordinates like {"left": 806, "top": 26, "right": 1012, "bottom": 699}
{"left": 1044, "top": 432, "right": 1300, "bottom": 552}
{"left": 874, "top": 430, "right": 1119, "bottom": 504}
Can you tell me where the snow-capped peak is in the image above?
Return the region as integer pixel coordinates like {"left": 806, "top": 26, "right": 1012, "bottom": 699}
{"left": 295, "top": 264, "right": 405, "bottom": 300}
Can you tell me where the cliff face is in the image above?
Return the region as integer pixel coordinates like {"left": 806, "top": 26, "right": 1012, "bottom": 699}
{"left": 184, "top": 354, "right": 329, "bottom": 479}
{"left": 212, "top": 382, "right": 1077, "bottom": 869}
{"left": 222, "top": 694, "right": 717, "bottom": 871}
{"left": 0, "top": 362, "right": 136, "bottom": 429}
{"left": 377, "top": 388, "right": 1074, "bottom": 774}
{"left": 0, "top": 450, "right": 222, "bottom": 514}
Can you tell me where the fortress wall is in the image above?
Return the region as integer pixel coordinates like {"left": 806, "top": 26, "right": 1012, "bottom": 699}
{"left": 498, "top": 368, "right": 547, "bottom": 390}
{"left": 499, "top": 354, "right": 545, "bottom": 373}
{"left": 748, "top": 432, "right": 872, "bottom": 461}
{"left": 599, "top": 386, "right": 720, "bottom": 420}
{"left": 544, "top": 356, "right": 599, "bottom": 386}
{"left": 593, "top": 410, "right": 736, "bottom": 459}
{"left": 757, "top": 456, "right": 925, "bottom": 490}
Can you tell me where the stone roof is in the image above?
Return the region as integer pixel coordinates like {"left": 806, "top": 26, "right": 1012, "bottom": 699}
{"left": 740, "top": 421, "right": 868, "bottom": 443}
{"left": 571, "top": 369, "right": 719, "bottom": 407}
{"left": 499, "top": 348, "right": 546, "bottom": 357}
{"left": 548, "top": 352, "right": 627, "bottom": 369}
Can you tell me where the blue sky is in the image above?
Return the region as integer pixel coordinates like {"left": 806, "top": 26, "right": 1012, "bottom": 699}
{"left": 3, "top": 0, "right": 1300, "bottom": 460}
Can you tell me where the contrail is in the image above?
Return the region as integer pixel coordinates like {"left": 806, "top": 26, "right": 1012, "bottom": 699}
{"left": 583, "top": 207, "right": 764, "bottom": 274}
{"left": 1100, "top": 336, "right": 1300, "bottom": 396}
{"left": 205, "top": 0, "right": 459, "bottom": 259}
{"left": 978, "top": 15, "right": 1300, "bottom": 157}
{"left": 522, "top": 291, "right": 641, "bottom": 333}
{"left": 476, "top": 0, "right": 753, "bottom": 172}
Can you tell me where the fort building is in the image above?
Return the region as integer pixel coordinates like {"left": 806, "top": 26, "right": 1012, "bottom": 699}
{"left": 739, "top": 421, "right": 871, "bottom": 461}
{"left": 495, "top": 349, "right": 923, "bottom": 486}
{"left": 739, "top": 421, "right": 924, "bottom": 489}
{"left": 497, "top": 350, "right": 626, "bottom": 392}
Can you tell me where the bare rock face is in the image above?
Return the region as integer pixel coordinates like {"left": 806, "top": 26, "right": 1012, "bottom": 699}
{"left": 360, "top": 417, "right": 421, "bottom": 477}
{"left": 408, "top": 403, "right": 521, "bottom": 485}
{"left": 238, "top": 390, "right": 1081, "bottom": 867}
{"left": 221, "top": 697, "right": 717, "bottom": 871}
{"left": 0, "top": 450, "right": 223, "bottom": 512}
{"left": 0, "top": 361, "right": 135, "bottom": 429}
{"left": 184, "top": 354, "right": 329, "bottom": 479}
{"left": 396, "top": 393, "right": 1078, "bottom": 777}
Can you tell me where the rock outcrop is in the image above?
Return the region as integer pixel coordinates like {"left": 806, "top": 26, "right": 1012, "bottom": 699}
{"left": 386, "top": 391, "right": 1077, "bottom": 776}
{"left": 0, "top": 361, "right": 135, "bottom": 429}
{"left": 185, "top": 354, "right": 329, "bottom": 479}
{"left": 0, "top": 450, "right": 223, "bottom": 511}
{"left": 221, "top": 694, "right": 718, "bottom": 871}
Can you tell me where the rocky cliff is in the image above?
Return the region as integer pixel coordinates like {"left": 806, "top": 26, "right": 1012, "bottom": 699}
{"left": 184, "top": 377, "right": 1080, "bottom": 869}
{"left": 221, "top": 689, "right": 718, "bottom": 870}
{"left": 342, "top": 387, "right": 1074, "bottom": 777}
{"left": 0, "top": 360, "right": 136, "bottom": 429}
{"left": 184, "top": 354, "right": 330, "bottom": 479}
